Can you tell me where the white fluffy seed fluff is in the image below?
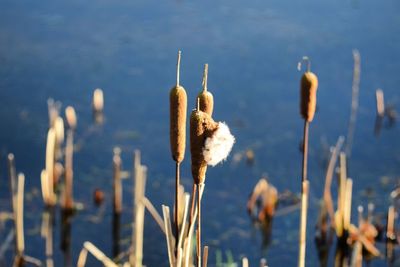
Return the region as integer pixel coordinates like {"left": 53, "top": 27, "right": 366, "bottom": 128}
{"left": 203, "top": 122, "right": 235, "bottom": 167}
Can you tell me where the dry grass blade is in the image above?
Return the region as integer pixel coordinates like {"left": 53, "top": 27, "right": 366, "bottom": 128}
{"left": 177, "top": 194, "right": 190, "bottom": 250}
{"left": 80, "top": 242, "right": 118, "bottom": 267}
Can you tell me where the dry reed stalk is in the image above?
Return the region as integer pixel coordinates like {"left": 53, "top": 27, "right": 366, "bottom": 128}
{"left": 298, "top": 180, "right": 309, "bottom": 267}
{"left": 242, "top": 257, "right": 249, "bottom": 267}
{"left": 12, "top": 173, "right": 25, "bottom": 265}
{"left": 335, "top": 152, "right": 347, "bottom": 237}
{"left": 113, "top": 149, "right": 122, "bottom": 214}
{"left": 63, "top": 129, "right": 74, "bottom": 210}
{"left": 45, "top": 128, "right": 56, "bottom": 206}
{"left": 202, "top": 246, "right": 208, "bottom": 267}
{"left": 386, "top": 205, "right": 395, "bottom": 240}
{"left": 54, "top": 116, "right": 64, "bottom": 145}
{"left": 134, "top": 166, "right": 147, "bottom": 267}
{"left": 189, "top": 183, "right": 197, "bottom": 234}
{"left": 77, "top": 242, "right": 118, "bottom": 267}
{"left": 41, "top": 210, "right": 54, "bottom": 267}
{"left": 176, "top": 248, "right": 183, "bottom": 267}
{"left": 343, "top": 178, "right": 353, "bottom": 231}
{"left": 177, "top": 194, "right": 190, "bottom": 250}
{"left": 345, "top": 50, "right": 361, "bottom": 157}
{"left": 376, "top": 89, "right": 385, "bottom": 117}
{"left": 323, "top": 136, "right": 345, "bottom": 228}
{"left": 65, "top": 106, "right": 77, "bottom": 131}
{"left": 198, "top": 64, "right": 214, "bottom": 116}
{"left": 350, "top": 240, "right": 362, "bottom": 267}
{"left": 142, "top": 196, "right": 165, "bottom": 233}
{"left": 170, "top": 51, "right": 187, "bottom": 246}
{"left": 40, "top": 170, "right": 50, "bottom": 205}
{"left": 163, "top": 205, "right": 176, "bottom": 267}
{"left": 93, "top": 88, "right": 104, "bottom": 113}
{"left": 47, "top": 98, "right": 61, "bottom": 128}
{"left": 183, "top": 185, "right": 204, "bottom": 267}
{"left": 7, "top": 154, "right": 17, "bottom": 218}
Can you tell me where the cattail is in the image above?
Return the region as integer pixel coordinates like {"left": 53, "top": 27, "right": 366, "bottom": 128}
{"left": 198, "top": 64, "right": 214, "bottom": 116}
{"left": 65, "top": 106, "right": 77, "bottom": 130}
{"left": 92, "top": 88, "right": 104, "bottom": 113}
{"left": 190, "top": 107, "right": 218, "bottom": 185}
{"left": 299, "top": 57, "right": 318, "bottom": 122}
{"left": 170, "top": 51, "right": 187, "bottom": 163}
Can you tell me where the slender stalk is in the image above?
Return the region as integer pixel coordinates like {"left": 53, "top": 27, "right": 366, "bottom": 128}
{"left": 197, "top": 183, "right": 202, "bottom": 267}
{"left": 202, "top": 246, "right": 208, "bottom": 267}
{"left": 298, "top": 180, "right": 309, "bottom": 267}
{"left": 301, "top": 121, "right": 309, "bottom": 183}
{"left": 189, "top": 184, "right": 197, "bottom": 232}
{"left": 298, "top": 120, "right": 310, "bottom": 267}
{"left": 175, "top": 161, "right": 180, "bottom": 254}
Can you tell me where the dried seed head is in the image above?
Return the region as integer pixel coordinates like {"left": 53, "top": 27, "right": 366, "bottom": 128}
{"left": 198, "top": 64, "right": 214, "bottom": 116}
{"left": 300, "top": 71, "right": 318, "bottom": 122}
{"left": 54, "top": 116, "right": 64, "bottom": 144}
{"left": 170, "top": 51, "right": 187, "bottom": 163}
{"left": 170, "top": 85, "right": 187, "bottom": 163}
{"left": 190, "top": 109, "right": 218, "bottom": 184}
{"left": 65, "top": 106, "right": 77, "bottom": 130}
{"left": 93, "top": 88, "right": 104, "bottom": 113}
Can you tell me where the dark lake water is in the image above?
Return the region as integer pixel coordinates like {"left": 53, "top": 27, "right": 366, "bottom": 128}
{"left": 1, "top": 0, "right": 400, "bottom": 266}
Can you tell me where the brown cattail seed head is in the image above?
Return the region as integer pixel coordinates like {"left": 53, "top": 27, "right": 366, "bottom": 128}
{"left": 65, "top": 106, "right": 77, "bottom": 130}
{"left": 198, "top": 64, "right": 214, "bottom": 116}
{"left": 190, "top": 109, "right": 218, "bottom": 184}
{"left": 300, "top": 71, "right": 318, "bottom": 122}
{"left": 170, "top": 85, "right": 187, "bottom": 163}
{"left": 93, "top": 88, "right": 104, "bottom": 113}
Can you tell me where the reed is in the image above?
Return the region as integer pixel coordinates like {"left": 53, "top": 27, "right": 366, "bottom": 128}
{"left": 198, "top": 64, "right": 214, "bottom": 116}
{"left": 65, "top": 106, "right": 77, "bottom": 131}
{"left": 13, "top": 173, "right": 25, "bottom": 266}
{"left": 375, "top": 89, "right": 385, "bottom": 117}
{"left": 63, "top": 126, "right": 75, "bottom": 210}
{"left": 45, "top": 128, "right": 56, "bottom": 206}
{"left": 113, "top": 148, "right": 122, "bottom": 215}
{"left": 297, "top": 56, "right": 318, "bottom": 267}
{"left": 170, "top": 51, "right": 188, "bottom": 246}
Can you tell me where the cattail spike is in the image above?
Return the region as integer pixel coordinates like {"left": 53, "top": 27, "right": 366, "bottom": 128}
{"left": 177, "top": 50, "right": 181, "bottom": 86}
{"left": 202, "top": 64, "right": 208, "bottom": 92}
{"left": 299, "top": 56, "right": 318, "bottom": 122}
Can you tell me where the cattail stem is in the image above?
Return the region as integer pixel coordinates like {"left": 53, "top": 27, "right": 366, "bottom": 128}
{"left": 189, "top": 184, "right": 197, "bottom": 231}
{"left": 177, "top": 51, "right": 181, "bottom": 86}
{"left": 175, "top": 162, "right": 181, "bottom": 254}
{"left": 298, "top": 180, "right": 309, "bottom": 267}
{"left": 202, "top": 64, "right": 208, "bottom": 92}
{"left": 301, "top": 121, "right": 309, "bottom": 183}
{"left": 197, "top": 183, "right": 202, "bottom": 267}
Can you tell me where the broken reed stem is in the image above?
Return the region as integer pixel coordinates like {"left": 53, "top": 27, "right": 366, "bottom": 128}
{"left": 135, "top": 166, "right": 147, "bottom": 267}
{"left": 298, "top": 180, "right": 309, "bottom": 267}
{"left": 345, "top": 49, "right": 361, "bottom": 157}
{"left": 197, "top": 183, "right": 203, "bottom": 267}
{"left": 64, "top": 129, "right": 74, "bottom": 210}
{"left": 113, "top": 151, "right": 122, "bottom": 214}
{"left": 8, "top": 154, "right": 17, "bottom": 211}
{"left": 177, "top": 194, "right": 190, "bottom": 251}
{"left": 387, "top": 205, "right": 395, "bottom": 240}
{"left": 343, "top": 178, "right": 353, "bottom": 231}
{"left": 163, "top": 205, "right": 176, "bottom": 267}
{"left": 16, "top": 173, "right": 25, "bottom": 257}
{"left": 142, "top": 197, "right": 165, "bottom": 233}
{"left": 337, "top": 152, "right": 347, "bottom": 236}
{"left": 79, "top": 242, "right": 118, "bottom": 267}
{"left": 175, "top": 162, "right": 180, "bottom": 253}
{"left": 41, "top": 210, "right": 53, "bottom": 266}
{"left": 202, "top": 246, "right": 208, "bottom": 267}
{"left": 376, "top": 89, "right": 385, "bottom": 117}
{"left": 130, "top": 150, "right": 141, "bottom": 266}
{"left": 46, "top": 128, "right": 56, "bottom": 206}
{"left": 323, "top": 136, "right": 345, "bottom": 227}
